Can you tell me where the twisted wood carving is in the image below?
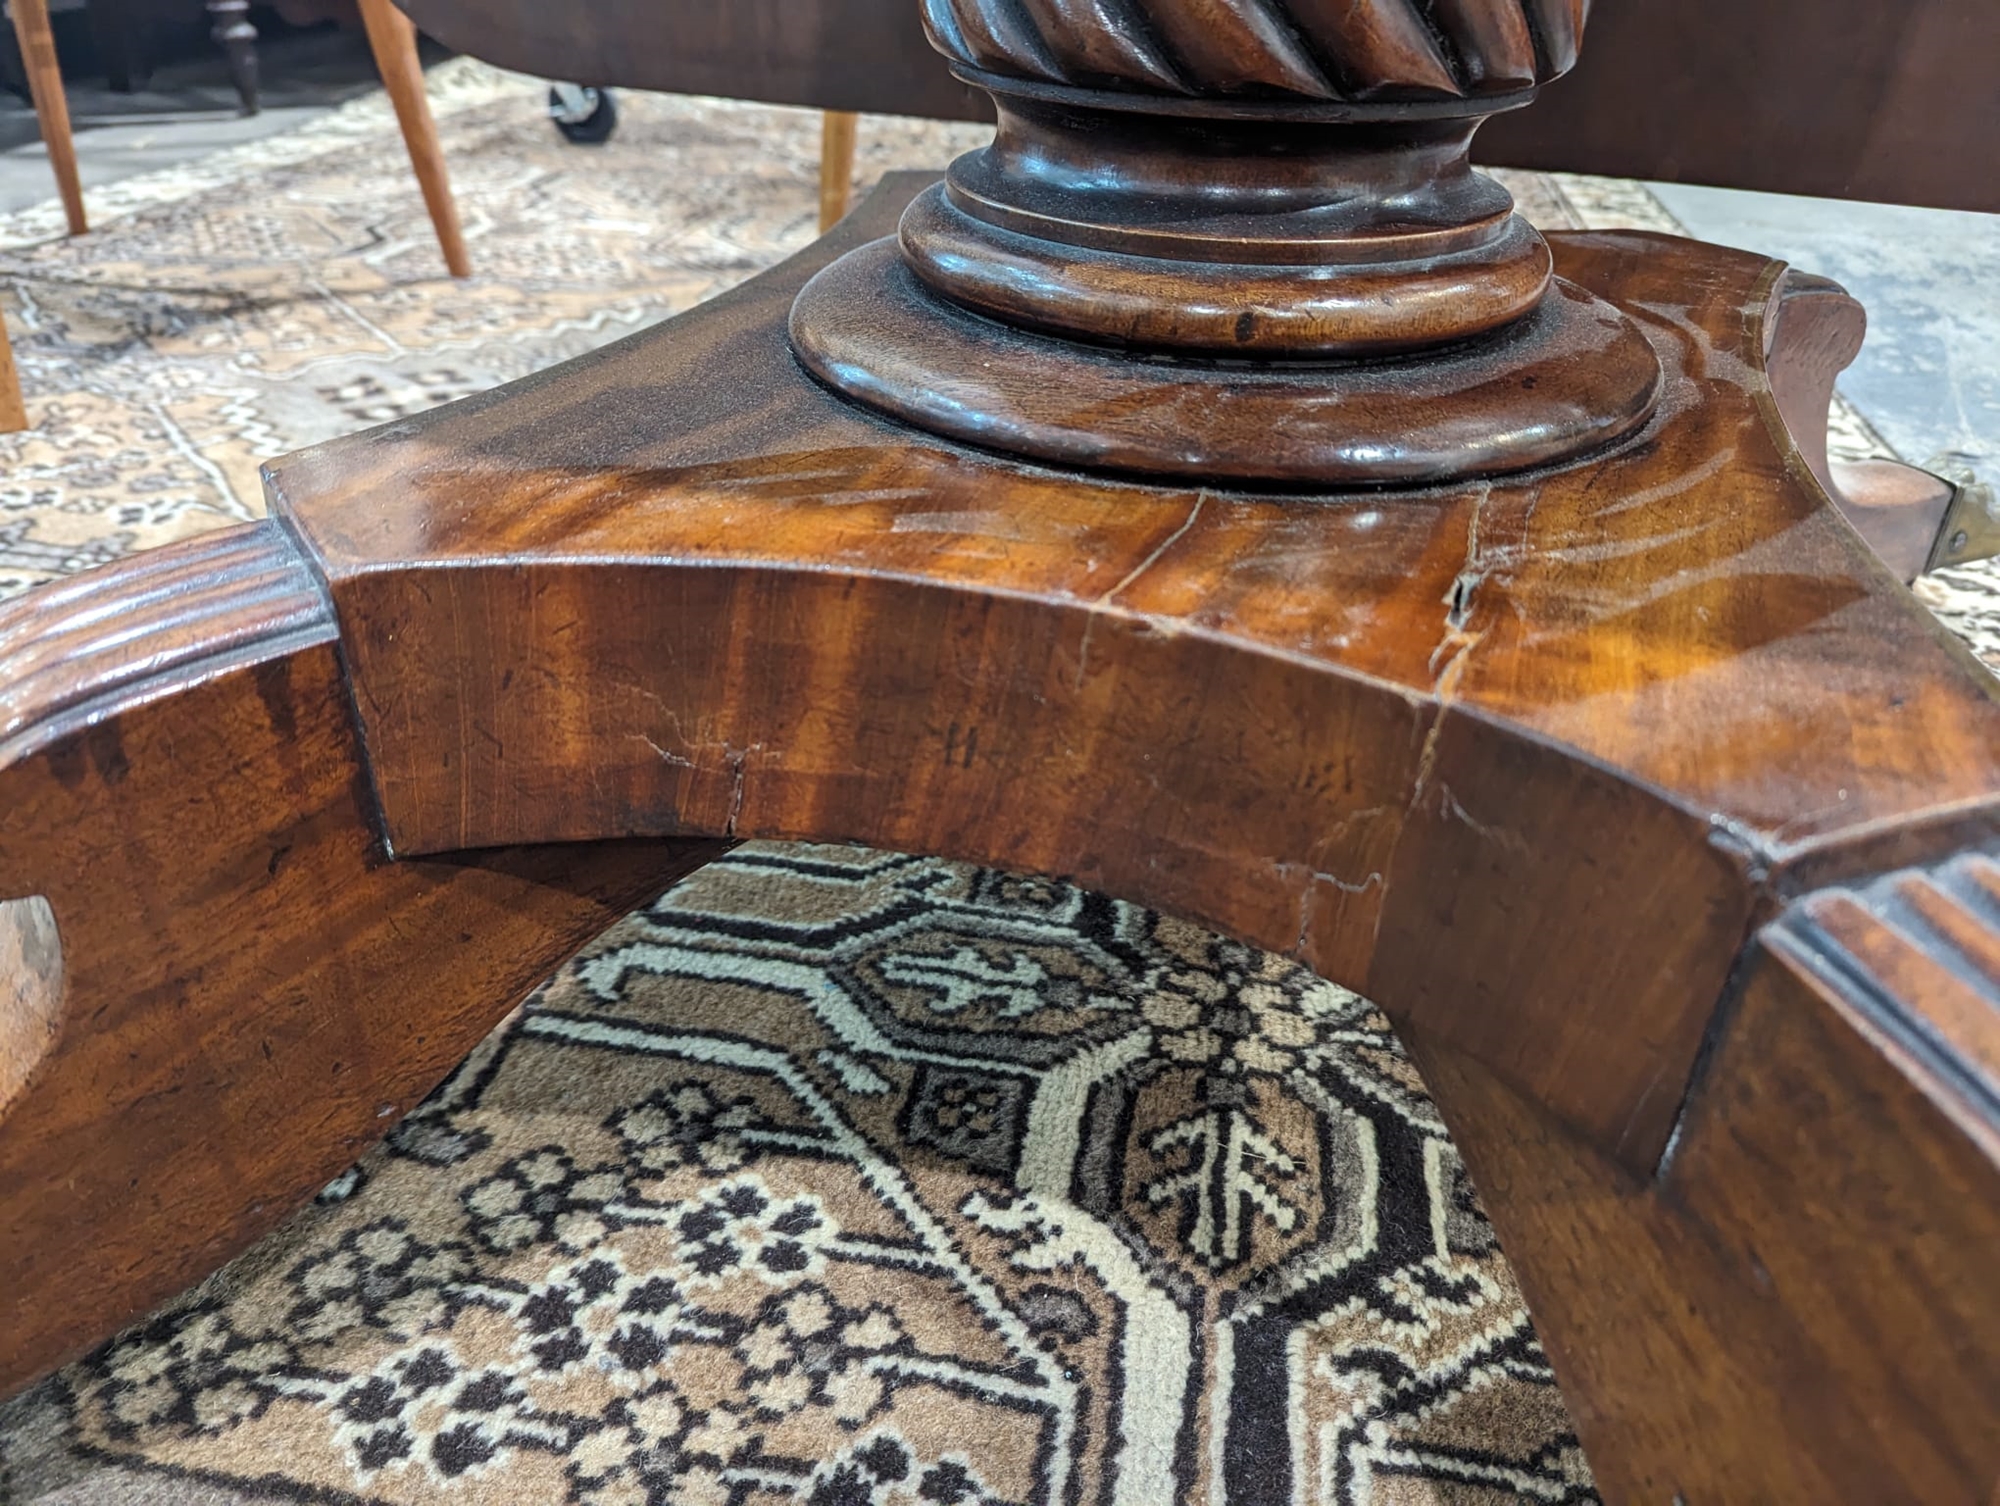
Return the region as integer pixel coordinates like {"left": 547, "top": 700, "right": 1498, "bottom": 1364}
{"left": 795, "top": 0, "right": 1643, "bottom": 483}
{"left": 921, "top": 0, "right": 1588, "bottom": 101}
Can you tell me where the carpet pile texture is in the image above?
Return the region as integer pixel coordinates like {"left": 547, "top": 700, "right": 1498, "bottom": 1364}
{"left": 1, "top": 61, "right": 1994, "bottom": 1506}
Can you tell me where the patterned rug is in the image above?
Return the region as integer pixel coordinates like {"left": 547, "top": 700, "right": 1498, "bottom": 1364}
{"left": 1, "top": 63, "right": 1995, "bottom": 1506}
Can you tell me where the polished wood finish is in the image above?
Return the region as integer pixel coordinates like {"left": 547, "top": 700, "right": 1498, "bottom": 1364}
{"left": 793, "top": 2, "right": 1665, "bottom": 485}
{"left": 7, "top": 0, "right": 86, "bottom": 236}
{"left": 0, "top": 522, "right": 723, "bottom": 1393}
{"left": 357, "top": 0, "right": 469, "bottom": 278}
{"left": 270, "top": 189, "right": 1998, "bottom": 1499}
{"left": 3, "top": 3, "right": 1997, "bottom": 1498}
{"left": 0, "top": 315, "right": 24, "bottom": 434}
{"left": 918, "top": 0, "right": 1582, "bottom": 98}
{"left": 166, "top": 182, "right": 1986, "bottom": 1494}
{"left": 268, "top": 188, "right": 2000, "bottom": 1154}
{"left": 818, "top": 109, "right": 857, "bottom": 232}
{"left": 1763, "top": 269, "right": 1973, "bottom": 581}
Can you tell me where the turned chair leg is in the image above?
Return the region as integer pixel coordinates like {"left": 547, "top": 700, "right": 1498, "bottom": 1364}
{"left": 8, "top": 0, "right": 85, "bottom": 236}
{"left": 819, "top": 109, "right": 857, "bottom": 233}
{"left": 204, "top": 0, "right": 257, "bottom": 115}
{"left": 355, "top": 0, "right": 470, "bottom": 278}
{"left": 0, "top": 310, "right": 25, "bottom": 433}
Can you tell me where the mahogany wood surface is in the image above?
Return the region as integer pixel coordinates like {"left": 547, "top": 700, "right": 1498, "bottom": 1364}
{"left": 225, "top": 177, "right": 2000, "bottom": 1497}
{"left": 1480, "top": 0, "right": 2000, "bottom": 214}
{"left": 1762, "top": 270, "right": 1965, "bottom": 583}
{"left": 0, "top": 521, "right": 723, "bottom": 1396}
{"left": 394, "top": 0, "right": 992, "bottom": 123}
{"left": 1, "top": 5, "right": 1997, "bottom": 1497}
{"left": 789, "top": 2, "right": 1673, "bottom": 487}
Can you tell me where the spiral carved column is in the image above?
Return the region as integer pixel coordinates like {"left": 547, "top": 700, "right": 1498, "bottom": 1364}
{"left": 791, "top": 0, "right": 1662, "bottom": 486}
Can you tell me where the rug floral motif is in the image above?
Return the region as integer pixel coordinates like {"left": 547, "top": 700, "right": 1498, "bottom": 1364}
{"left": 0, "top": 60, "right": 1993, "bottom": 1506}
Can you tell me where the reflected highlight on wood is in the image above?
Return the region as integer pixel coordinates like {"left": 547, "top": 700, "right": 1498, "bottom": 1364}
{"left": 794, "top": 0, "right": 1661, "bottom": 484}
{"left": 0, "top": 5, "right": 1994, "bottom": 1499}
{"left": 0, "top": 522, "right": 722, "bottom": 1398}
{"left": 235, "top": 179, "right": 2000, "bottom": 1497}
{"left": 919, "top": 0, "right": 1583, "bottom": 99}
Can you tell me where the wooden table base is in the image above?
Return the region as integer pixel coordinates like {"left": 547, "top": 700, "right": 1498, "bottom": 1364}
{"left": 1, "top": 174, "right": 1996, "bottom": 1502}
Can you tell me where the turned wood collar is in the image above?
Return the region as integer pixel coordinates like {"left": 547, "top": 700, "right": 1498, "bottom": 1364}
{"left": 791, "top": 0, "right": 1661, "bottom": 487}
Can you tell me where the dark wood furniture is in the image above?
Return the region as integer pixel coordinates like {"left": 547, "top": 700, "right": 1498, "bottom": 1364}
{"left": 73, "top": 0, "right": 256, "bottom": 112}
{"left": 393, "top": 0, "right": 2000, "bottom": 212}
{"left": 1, "top": 3, "right": 1996, "bottom": 1501}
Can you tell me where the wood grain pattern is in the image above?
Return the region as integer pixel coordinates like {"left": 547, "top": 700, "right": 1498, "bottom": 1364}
{"left": 269, "top": 180, "right": 2000, "bottom": 1170}
{"left": 0, "top": 521, "right": 721, "bottom": 1397}
{"left": 1775, "top": 850, "right": 2000, "bottom": 1099}
{"left": 1362, "top": 811, "right": 2000, "bottom": 1505}
{"left": 7, "top": 0, "right": 86, "bottom": 236}
{"left": 921, "top": 0, "right": 1570, "bottom": 99}
{"left": 271, "top": 180, "right": 2000, "bottom": 1496}
{"left": 1763, "top": 270, "right": 1964, "bottom": 580}
{"left": 795, "top": 3, "right": 1657, "bottom": 483}
{"left": 0, "top": 523, "right": 326, "bottom": 761}
{"left": 792, "top": 230, "right": 1659, "bottom": 482}
{"left": 2, "top": 16, "right": 1997, "bottom": 1492}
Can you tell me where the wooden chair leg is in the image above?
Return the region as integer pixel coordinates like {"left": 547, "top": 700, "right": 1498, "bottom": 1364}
{"left": 0, "top": 310, "right": 25, "bottom": 433}
{"left": 354, "top": 0, "right": 470, "bottom": 278}
{"left": 819, "top": 109, "right": 857, "bottom": 233}
{"left": 204, "top": 0, "right": 258, "bottom": 115}
{"left": 7, "top": 0, "right": 86, "bottom": 237}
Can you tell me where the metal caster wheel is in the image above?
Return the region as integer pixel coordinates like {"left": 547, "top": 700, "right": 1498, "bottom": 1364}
{"left": 548, "top": 83, "right": 617, "bottom": 145}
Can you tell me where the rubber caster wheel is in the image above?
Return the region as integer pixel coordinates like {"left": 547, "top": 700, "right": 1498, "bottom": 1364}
{"left": 549, "top": 84, "right": 617, "bottom": 145}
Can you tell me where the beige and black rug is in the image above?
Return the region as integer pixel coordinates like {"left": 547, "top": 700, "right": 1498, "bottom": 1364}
{"left": 1, "top": 62, "right": 1995, "bottom": 1506}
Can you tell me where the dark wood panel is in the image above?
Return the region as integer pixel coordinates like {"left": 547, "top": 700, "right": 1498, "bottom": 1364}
{"left": 1480, "top": 0, "right": 2000, "bottom": 213}
{"left": 391, "top": 0, "right": 1998, "bottom": 211}
{"left": 394, "top": 0, "right": 991, "bottom": 121}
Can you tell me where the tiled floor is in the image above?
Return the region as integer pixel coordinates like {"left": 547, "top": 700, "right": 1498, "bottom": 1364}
{"left": 3, "top": 38, "right": 1995, "bottom": 480}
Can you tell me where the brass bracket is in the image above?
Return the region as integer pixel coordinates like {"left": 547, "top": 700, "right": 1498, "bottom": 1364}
{"left": 1926, "top": 462, "right": 2000, "bottom": 574}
